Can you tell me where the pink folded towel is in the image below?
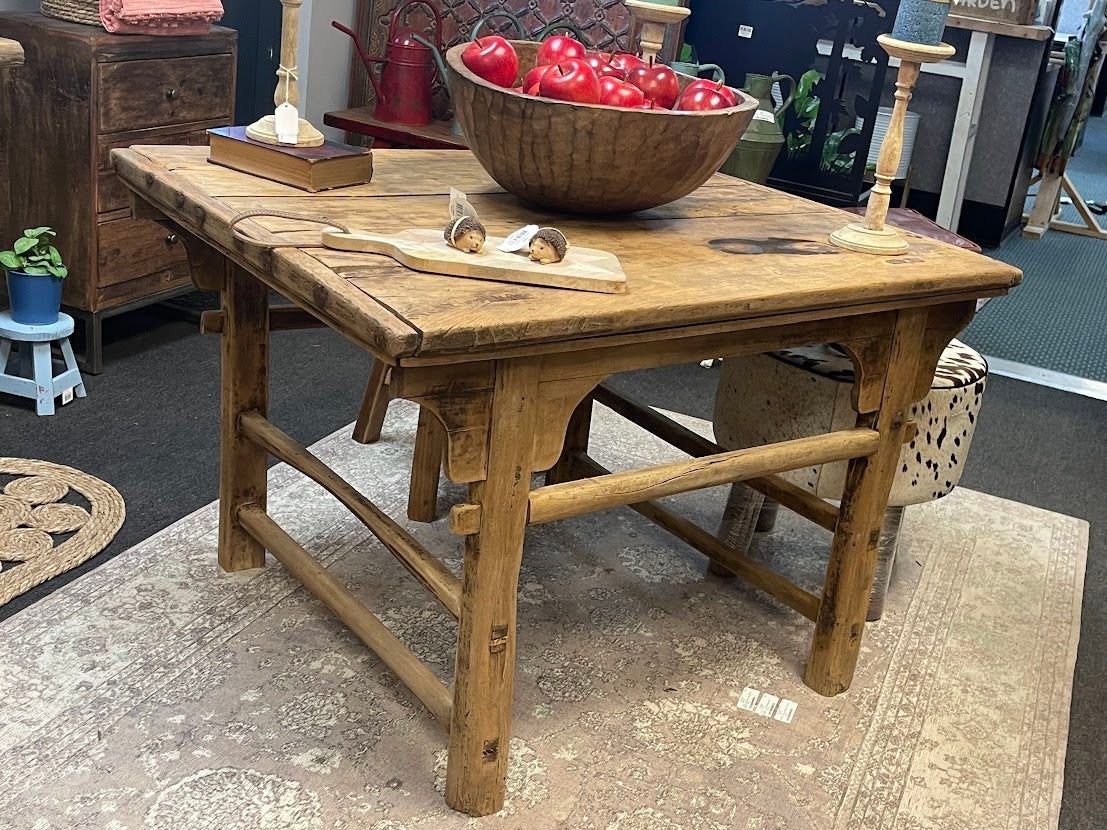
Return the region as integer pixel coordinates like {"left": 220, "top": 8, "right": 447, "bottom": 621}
{"left": 100, "top": 0, "right": 224, "bottom": 36}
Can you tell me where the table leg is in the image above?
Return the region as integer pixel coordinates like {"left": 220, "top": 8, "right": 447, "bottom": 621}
{"left": 804, "top": 307, "right": 928, "bottom": 695}
{"left": 218, "top": 263, "right": 270, "bottom": 572}
{"left": 352, "top": 359, "right": 392, "bottom": 444}
{"left": 446, "top": 359, "right": 541, "bottom": 816}
{"left": 407, "top": 406, "right": 445, "bottom": 522}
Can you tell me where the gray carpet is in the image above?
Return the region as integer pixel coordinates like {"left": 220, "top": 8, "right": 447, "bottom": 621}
{"left": 961, "top": 115, "right": 1107, "bottom": 382}
{"left": 0, "top": 305, "right": 1104, "bottom": 828}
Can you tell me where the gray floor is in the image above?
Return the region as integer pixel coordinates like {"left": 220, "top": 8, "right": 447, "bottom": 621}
{"left": 961, "top": 115, "right": 1107, "bottom": 383}
{"left": 0, "top": 305, "right": 1103, "bottom": 828}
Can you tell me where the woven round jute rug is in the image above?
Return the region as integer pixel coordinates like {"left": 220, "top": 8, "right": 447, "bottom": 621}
{"left": 0, "top": 459, "right": 125, "bottom": 607}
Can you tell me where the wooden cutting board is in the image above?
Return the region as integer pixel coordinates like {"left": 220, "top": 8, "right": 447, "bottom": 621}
{"left": 321, "top": 228, "right": 627, "bottom": 294}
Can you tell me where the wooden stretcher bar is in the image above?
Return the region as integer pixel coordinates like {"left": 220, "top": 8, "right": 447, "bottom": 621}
{"left": 592, "top": 385, "right": 841, "bottom": 533}
{"left": 237, "top": 505, "right": 453, "bottom": 726}
{"left": 238, "top": 411, "right": 462, "bottom": 619}
{"left": 527, "top": 428, "right": 879, "bottom": 526}
{"left": 569, "top": 453, "right": 821, "bottom": 620}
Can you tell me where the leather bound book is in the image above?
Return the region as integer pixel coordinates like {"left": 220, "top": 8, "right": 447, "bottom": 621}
{"left": 207, "top": 126, "right": 373, "bottom": 192}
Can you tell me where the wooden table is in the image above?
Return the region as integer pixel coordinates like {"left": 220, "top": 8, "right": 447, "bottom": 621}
{"left": 323, "top": 106, "right": 469, "bottom": 150}
{"left": 112, "top": 146, "right": 1021, "bottom": 817}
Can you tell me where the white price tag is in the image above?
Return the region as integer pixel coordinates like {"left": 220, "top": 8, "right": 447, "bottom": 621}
{"left": 497, "top": 224, "right": 540, "bottom": 253}
{"left": 737, "top": 24, "right": 754, "bottom": 38}
{"left": 61, "top": 388, "right": 74, "bottom": 406}
{"left": 754, "top": 693, "right": 780, "bottom": 718}
{"left": 753, "top": 109, "right": 777, "bottom": 123}
{"left": 774, "top": 699, "right": 798, "bottom": 724}
{"left": 737, "top": 687, "right": 761, "bottom": 711}
{"left": 274, "top": 102, "right": 299, "bottom": 145}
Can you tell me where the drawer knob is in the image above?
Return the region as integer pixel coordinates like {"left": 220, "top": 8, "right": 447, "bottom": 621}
{"left": 165, "top": 88, "right": 180, "bottom": 101}
{"left": 165, "top": 233, "right": 179, "bottom": 245}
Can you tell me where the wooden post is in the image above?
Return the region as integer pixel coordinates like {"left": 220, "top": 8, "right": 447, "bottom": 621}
{"left": 804, "top": 307, "right": 928, "bottom": 695}
{"left": 352, "top": 360, "right": 392, "bottom": 444}
{"left": 446, "top": 359, "right": 541, "bottom": 817}
{"left": 218, "top": 263, "right": 270, "bottom": 572}
{"left": 407, "top": 407, "right": 445, "bottom": 522}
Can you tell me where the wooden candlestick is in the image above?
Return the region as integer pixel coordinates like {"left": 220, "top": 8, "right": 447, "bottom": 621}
{"left": 829, "top": 35, "right": 954, "bottom": 255}
{"left": 246, "top": 0, "right": 325, "bottom": 147}
{"left": 625, "top": 0, "right": 690, "bottom": 63}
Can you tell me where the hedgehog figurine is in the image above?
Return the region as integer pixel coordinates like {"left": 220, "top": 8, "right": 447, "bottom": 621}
{"left": 444, "top": 216, "right": 487, "bottom": 254}
{"left": 529, "top": 227, "right": 569, "bottom": 264}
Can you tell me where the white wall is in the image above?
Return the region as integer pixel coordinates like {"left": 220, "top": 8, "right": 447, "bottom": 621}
{"left": 299, "top": 0, "right": 355, "bottom": 141}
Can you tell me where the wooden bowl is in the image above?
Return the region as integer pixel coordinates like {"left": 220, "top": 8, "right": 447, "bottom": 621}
{"left": 446, "top": 41, "right": 758, "bottom": 215}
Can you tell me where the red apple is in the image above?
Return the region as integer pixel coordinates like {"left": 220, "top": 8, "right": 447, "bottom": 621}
{"left": 461, "top": 36, "right": 519, "bottom": 88}
{"left": 523, "top": 64, "right": 554, "bottom": 91}
{"left": 676, "top": 85, "right": 733, "bottom": 111}
{"left": 536, "top": 34, "right": 587, "bottom": 67}
{"left": 599, "top": 76, "right": 646, "bottom": 108}
{"left": 538, "top": 58, "right": 601, "bottom": 104}
{"left": 584, "top": 52, "right": 625, "bottom": 79}
{"left": 682, "top": 78, "right": 737, "bottom": 107}
{"left": 526, "top": 82, "right": 542, "bottom": 96}
{"left": 633, "top": 100, "right": 658, "bottom": 111}
{"left": 609, "top": 52, "right": 645, "bottom": 76}
{"left": 625, "top": 57, "right": 680, "bottom": 109}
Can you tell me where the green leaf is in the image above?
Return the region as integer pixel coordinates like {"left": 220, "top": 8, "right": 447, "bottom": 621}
{"left": 22, "top": 265, "right": 50, "bottom": 275}
{"left": 679, "top": 43, "right": 693, "bottom": 62}
{"left": 47, "top": 246, "right": 63, "bottom": 266}
{"left": 45, "top": 264, "right": 67, "bottom": 278}
{"left": 13, "top": 236, "right": 36, "bottom": 254}
{"left": 0, "top": 251, "right": 21, "bottom": 269}
{"left": 23, "top": 226, "right": 53, "bottom": 238}
{"left": 25, "top": 253, "right": 49, "bottom": 262}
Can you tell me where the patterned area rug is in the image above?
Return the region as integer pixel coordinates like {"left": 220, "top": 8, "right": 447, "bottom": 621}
{"left": 0, "top": 403, "right": 1086, "bottom": 829}
{"left": 0, "top": 458, "right": 125, "bottom": 606}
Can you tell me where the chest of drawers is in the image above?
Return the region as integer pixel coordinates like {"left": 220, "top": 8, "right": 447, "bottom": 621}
{"left": 0, "top": 13, "right": 235, "bottom": 372}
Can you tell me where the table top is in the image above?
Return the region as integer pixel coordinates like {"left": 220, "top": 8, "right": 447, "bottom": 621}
{"left": 323, "top": 107, "right": 470, "bottom": 150}
{"left": 112, "top": 146, "right": 1021, "bottom": 364}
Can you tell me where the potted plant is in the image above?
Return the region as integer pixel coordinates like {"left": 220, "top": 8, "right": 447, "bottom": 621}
{"left": 1, "top": 227, "right": 68, "bottom": 326}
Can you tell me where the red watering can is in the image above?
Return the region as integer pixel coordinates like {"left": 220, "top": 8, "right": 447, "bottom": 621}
{"left": 332, "top": 0, "right": 445, "bottom": 127}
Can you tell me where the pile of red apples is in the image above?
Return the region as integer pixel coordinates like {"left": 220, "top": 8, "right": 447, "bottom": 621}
{"left": 460, "top": 34, "right": 737, "bottom": 111}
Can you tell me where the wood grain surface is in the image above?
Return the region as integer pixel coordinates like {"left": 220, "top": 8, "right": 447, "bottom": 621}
{"left": 322, "top": 228, "right": 628, "bottom": 294}
{"left": 112, "top": 146, "right": 1022, "bottom": 363}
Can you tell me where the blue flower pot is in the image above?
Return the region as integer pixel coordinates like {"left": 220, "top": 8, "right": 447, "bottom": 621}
{"left": 6, "top": 269, "right": 64, "bottom": 326}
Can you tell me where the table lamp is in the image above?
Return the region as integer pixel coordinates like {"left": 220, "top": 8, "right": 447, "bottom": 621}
{"left": 828, "top": 0, "right": 955, "bottom": 254}
{"left": 246, "top": 0, "right": 325, "bottom": 147}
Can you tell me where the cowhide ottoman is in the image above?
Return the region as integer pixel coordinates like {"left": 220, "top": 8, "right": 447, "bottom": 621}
{"left": 713, "top": 339, "right": 988, "bottom": 620}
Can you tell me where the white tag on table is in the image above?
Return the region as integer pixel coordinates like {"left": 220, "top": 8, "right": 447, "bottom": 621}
{"left": 275, "top": 102, "right": 300, "bottom": 145}
{"left": 497, "top": 224, "right": 540, "bottom": 253}
{"left": 737, "top": 687, "right": 761, "bottom": 711}
{"left": 774, "top": 699, "right": 798, "bottom": 724}
{"left": 755, "top": 693, "right": 780, "bottom": 718}
{"left": 61, "top": 387, "right": 74, "bottom": 406}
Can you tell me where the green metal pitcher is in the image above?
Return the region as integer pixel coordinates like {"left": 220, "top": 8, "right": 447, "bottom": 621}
{"left": 722, "top": 71, "right": 795, "bottom": 185}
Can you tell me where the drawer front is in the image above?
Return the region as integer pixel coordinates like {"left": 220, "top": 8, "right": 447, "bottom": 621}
{"left": 97, "top": 128, "right": 213, "bottom": 214}
{"left": 97, "top": 55, "right": 233, "bottom": 134}
{"left": 98, "top": 216, "right": 189, "bottom": 289}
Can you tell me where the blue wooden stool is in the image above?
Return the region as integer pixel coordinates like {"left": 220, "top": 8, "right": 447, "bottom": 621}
{"left": 0, "top": 311, "right": 86, "bottom": 415}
